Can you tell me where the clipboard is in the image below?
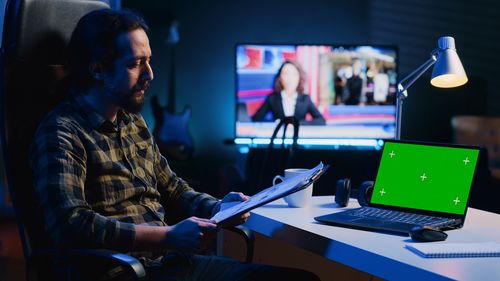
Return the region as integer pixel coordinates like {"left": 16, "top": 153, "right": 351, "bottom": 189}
{"left": 211, "top": 162, "right": 329, "bottom": 223}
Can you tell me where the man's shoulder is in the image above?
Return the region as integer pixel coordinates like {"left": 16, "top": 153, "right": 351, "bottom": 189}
{"left": 30, "top": 99, "right": 86, "bottom": 158}
{"left": 37, "top": 99, "right": 83, "bottom": 133}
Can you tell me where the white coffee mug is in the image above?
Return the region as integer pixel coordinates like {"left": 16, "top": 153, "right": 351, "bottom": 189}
{"left": 273, "top": 168, "right": 313, "bottom": 208}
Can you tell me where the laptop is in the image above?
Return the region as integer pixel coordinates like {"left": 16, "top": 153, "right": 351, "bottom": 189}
{"left": 315, "top": 140, "right": 481, "bottom": 236}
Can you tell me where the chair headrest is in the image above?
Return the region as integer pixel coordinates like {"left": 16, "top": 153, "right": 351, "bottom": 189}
{"left": 2, "top": 0, "right": 109, "bottom": 64}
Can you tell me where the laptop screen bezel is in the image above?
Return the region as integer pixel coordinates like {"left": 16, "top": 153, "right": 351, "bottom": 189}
{"left": 368, "top": 139, "right": 482, "bottom": 223}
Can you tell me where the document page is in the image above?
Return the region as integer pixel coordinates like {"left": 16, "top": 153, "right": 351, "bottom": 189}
{"left": 211, "top": 162, "right": 325, "bottom": 223}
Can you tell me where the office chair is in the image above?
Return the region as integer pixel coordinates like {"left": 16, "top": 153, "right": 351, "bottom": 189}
{"left": 0, "top": 1, "right": 148, "bottom": 280}
{"left": 0, "top": 0, "right": 253, "bottom": 280}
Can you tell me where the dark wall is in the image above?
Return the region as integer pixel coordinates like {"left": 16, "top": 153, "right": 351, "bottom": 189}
{"left": 369, "top": 0, "right": 500, "bottom": 140}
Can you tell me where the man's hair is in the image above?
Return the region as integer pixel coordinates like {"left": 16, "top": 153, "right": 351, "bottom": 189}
{"left": 273, "top": 60, "right": 307, "bottom": 94}
{"left": 67, "top": 9, "right": 149, "bottom": 89}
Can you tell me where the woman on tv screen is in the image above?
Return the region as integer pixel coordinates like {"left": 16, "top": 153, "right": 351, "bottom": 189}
{"left": 251, "top": 60, "right": 326, "bottom": 125}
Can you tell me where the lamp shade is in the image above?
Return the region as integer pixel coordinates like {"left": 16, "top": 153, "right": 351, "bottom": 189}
{"left": 430, "top": 36, "right": 468, "bottom": 88}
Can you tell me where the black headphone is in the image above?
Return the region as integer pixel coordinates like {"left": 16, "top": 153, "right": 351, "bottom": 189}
{"left": 335, "top": 178, "right": 351, "bottom": 207}
{"left": 335, "top": 179, "right": 374, "bottom": 207}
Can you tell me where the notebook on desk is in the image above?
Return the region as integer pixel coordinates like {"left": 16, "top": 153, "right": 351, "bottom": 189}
{"left": 315, "top": 140, "right": 481, "bottom": 236}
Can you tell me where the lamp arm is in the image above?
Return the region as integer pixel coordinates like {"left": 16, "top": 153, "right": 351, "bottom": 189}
{"left": 398, "top": 54, "right": 438, "bottom": 94}
{"left": 395, "top": 51, "right": 438, "bottom": 140}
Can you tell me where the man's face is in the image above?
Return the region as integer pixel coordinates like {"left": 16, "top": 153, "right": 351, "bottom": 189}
{"left": 103, "top": 28, "right": 154, "bottom": 113}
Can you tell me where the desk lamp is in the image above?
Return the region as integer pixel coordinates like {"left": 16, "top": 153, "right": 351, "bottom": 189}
{"left": 395, "top": 36, "right": 468, "bottom": 139}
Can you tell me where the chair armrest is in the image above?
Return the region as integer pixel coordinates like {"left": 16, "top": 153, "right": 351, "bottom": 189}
{"left": 68, "top": 249, "right": 146, "bottom": 279}
{"left": 224, "top": 225, "right": 255, "bottom": 262}
{"left": 30, "top": 248, "right": 146, "bottom": 280}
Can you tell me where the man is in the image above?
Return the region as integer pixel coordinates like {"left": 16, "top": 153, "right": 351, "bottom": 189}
{"left": 30, "top": 9, "right": 319, "bottom": 281}
{"left": 343, "top": 59, "right": 365, "bottom": 105}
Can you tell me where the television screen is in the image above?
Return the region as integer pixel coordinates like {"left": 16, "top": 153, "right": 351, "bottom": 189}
{"left": 235, "top": 44, "right": 398, "bottom": 145}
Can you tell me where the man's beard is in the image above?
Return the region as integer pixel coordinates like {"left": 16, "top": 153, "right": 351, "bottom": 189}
{"left": 117, "top": 83, "right": 149, "bottom": 113}
{"left": 119, "top": 92, "right": 145, "bottom": 113}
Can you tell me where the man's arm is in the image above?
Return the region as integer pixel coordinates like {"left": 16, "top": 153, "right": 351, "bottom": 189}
{"left": 31, "top": 117, "right": 219, "bottom": 252}
{"left": 153, "top": 143, "right": 221, "bottom": 223}
{"left": 30, "top": 119, "right": 138, "bottom": 251}
{"left": 134, "top": 217, "right": 217, "bottom": 252}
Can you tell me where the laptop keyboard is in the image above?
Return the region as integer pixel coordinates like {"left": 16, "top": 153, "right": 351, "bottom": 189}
{"left": 347, "top": 207, "right": 459, "bottom": 228}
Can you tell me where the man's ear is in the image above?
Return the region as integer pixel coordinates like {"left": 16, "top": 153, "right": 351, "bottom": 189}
{"left": 89, "top": 61, "right": 105, "bottom": 81}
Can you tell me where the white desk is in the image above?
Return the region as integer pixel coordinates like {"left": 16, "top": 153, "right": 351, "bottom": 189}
{"left": 242, "top": 196, "right": 500, "bottom": 281}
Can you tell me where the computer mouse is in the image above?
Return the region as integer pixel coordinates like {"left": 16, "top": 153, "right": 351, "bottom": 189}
{"left": 409, "top": 225, "right": 448, "bottom": 242}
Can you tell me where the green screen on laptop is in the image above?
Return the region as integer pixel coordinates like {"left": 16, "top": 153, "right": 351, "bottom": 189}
{"left": 370, "top": 141, "right": 479, "bottom": 215}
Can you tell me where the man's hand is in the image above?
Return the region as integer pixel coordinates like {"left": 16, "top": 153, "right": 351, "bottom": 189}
{"left": 218, "top": 192, "right": 251, "bottom": 227}
{"left": 221, "top": 191, "right": 250, "bottom": 204}
{"left": 164, "top": 216, "right": 217, "bottom": 252}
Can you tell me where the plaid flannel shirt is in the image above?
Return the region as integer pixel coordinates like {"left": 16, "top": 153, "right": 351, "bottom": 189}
{"left": 30, "top": 94, "right": 220, "bottom": 259}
